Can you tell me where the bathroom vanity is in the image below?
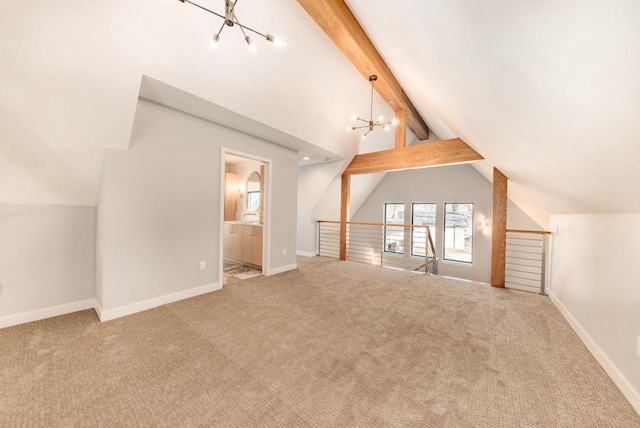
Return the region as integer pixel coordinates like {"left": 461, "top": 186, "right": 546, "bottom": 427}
{"left": 223, "top": 222, "right": 263, "bottom": 267}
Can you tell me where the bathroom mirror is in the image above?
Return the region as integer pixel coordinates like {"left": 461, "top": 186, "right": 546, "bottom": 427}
{"left": 246, "top": 171, "right": 260, "bottom": 212}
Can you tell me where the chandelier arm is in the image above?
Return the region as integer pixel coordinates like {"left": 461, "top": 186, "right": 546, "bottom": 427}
{"left": 235, "top": 14, "right": 250, "bottom": 39}
{"left": 233, "top": 16, "right": 270, "bottom": 39}
{"left": 229, "top": 0, "right": 239, "bottom": 15}
{"left": 183, "top": 0, "right": 226, "bottom": 21}
{"left": 214, "top": 20, "right": 226, "bottom": 38}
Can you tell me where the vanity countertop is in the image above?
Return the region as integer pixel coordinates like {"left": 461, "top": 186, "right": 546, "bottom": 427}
{"left": 224, "top": 221, "right": 263, "bottom": 226}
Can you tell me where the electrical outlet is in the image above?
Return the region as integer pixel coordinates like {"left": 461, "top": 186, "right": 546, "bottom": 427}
{"left": 282, "top": 248, "right": 287, "bottom": 256}
{"left": 199, "top": 261, "right": 206, "bottom": 271}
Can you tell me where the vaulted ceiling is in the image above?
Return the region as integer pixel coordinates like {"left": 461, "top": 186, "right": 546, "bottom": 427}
{"left": 345, "top": 0, "right": 640, "bottom": 216}
{"left": 1, "top": 0, "right": 638, "bottom": 220}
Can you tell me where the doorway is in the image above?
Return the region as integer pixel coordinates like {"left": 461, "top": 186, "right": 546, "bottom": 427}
{"left": 221, "top": 151, "right": 269, "bottom": 286}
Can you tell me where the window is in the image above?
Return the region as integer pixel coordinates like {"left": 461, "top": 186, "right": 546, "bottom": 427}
{"left": 384, "top": 203, "right": 405, "bottom": 254}
{"left": 247, "top": 191, "right": 260, "bottom": 211}
{"left": 411, "top": 203, "right": 436, "bottom": 257}
{"left": 444, "top": 203, "right": 473, "bottom": 263}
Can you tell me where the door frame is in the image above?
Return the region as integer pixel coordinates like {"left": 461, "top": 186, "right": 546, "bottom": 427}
{"left": 219, "top": 148, "right": 272, "bottom": 287}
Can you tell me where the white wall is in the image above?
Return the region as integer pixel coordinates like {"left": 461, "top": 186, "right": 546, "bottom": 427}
{"left": 507, "top": 199, "right": 544, "bottom": 231}
{"left": 297, "top": 160, "right": 348, "bottom": 256}
{"left": 549, "top": 213, "right": 640, "bottom": 412}
{"left": 296, "top": 159, "right": 387, "bottom": 256}
{"left": 0, "top": 204, "right": 96, "bottom": 327}
{"left": 97, "top": 99, "right": 298, "bottom": 313}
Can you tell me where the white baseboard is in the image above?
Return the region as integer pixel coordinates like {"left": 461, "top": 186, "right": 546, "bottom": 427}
{"left": 0, "top": 299, "right": 97, "bottom": 330}
{"left": 296, "top": 251, "right": 317, "bottom": 257}
{"left": 96, "top": 282, "right": 221, "bottom": 322}
{"left": 549, "top": 291, "right": 640, "bottom": 415}
{"left": 265, "top": 263, "right": 297, "bottom": 276}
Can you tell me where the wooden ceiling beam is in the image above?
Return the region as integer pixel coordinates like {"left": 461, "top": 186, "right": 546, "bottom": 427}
{"left": 344, "top": 138, "right": 484, "bottom": 175}
{"left": 297, "top": 0, "right": 430, "bottom": 140}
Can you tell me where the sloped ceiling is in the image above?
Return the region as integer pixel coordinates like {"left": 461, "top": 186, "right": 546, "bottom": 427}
{"left": 345, "top": 0, "right": 640, "bottom": 214}
{"left": 1, "top": 0, "right": 638, "bottom": 217}
{"left": 0, "top": 0, "right": 391, "bottom": 205}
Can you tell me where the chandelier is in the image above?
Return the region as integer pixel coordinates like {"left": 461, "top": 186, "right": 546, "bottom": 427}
{"left": 348, "top": 75, "right": 399, "bottom": 139}
{"left": 178, "top": 0, "right": 285, "bottom": 52}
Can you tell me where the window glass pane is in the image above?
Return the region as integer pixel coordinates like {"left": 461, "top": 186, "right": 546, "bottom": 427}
{"left": 384, "top": 203, "right": 404, "bottom": 254}
{"left": 443, "top": 203, "right": 473, "bottom": 263}
{"left": 411, "top": 203, "right": 436, "bottom": 257}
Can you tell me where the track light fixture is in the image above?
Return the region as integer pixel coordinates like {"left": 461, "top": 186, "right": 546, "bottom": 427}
{"left": 347, "top": 75, "right": 399, "bottom": 139}
{"left": 178, "top": 0, "right": 285, "bottom": 52}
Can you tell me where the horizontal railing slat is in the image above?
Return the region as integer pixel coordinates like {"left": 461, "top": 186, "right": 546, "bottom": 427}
{"left": 505, "top": 257, "right": 542, "bottom": 268}
{"left": 505, "top": 275, "right": 541, "bottom": 287}
{"left": 505, "top": 264, "right": 541, "bottom": 275}
{"left": 505, "top": 251, "right": 542, "bottom": 261}
{"left": 506, "top": 245, "right": 542, "bottom": 255}
{"left": 505, "top": 269, "right": 540, "bottom": 281}
{"left": 505, "top": 230, "right": 550, "bottom": 294}
{"left": 505, "top": 282, "right": 539, "bottom": 292}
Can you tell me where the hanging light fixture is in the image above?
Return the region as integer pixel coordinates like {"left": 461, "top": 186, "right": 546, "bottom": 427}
{"left": 178, "top": 0, "right": 285, "bottom": 52}
{"left": 347, "top": 75, "right": 399, "bottom": 139}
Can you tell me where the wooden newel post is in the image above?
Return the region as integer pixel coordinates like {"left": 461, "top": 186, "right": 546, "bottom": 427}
{"left": 491, "top": 168, "right": 508, "bottom": 287}
{"left": 339, "top": 173, "right": 350, "bottom": 260}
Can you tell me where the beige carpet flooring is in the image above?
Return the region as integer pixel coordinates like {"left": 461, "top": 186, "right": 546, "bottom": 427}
{"left": 1, "top": 256, "right": 638, "bottom": 427}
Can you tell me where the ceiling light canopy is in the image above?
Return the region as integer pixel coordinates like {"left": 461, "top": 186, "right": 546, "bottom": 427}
{"left": 178, "top": 0, "right": 285, "bottom": 52}
{"left": 347, "top": 75, "right": 399, "bottom": 139}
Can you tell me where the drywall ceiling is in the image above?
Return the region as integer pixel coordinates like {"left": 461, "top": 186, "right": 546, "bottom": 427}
{"left": 345, "top": 0, "right": 640, "bottom": 214}
{"left": 2, "top": 0, "right": 638, "bottom": 217}
{"left": 0, "top": 0, "right": 391, "bottom": 205}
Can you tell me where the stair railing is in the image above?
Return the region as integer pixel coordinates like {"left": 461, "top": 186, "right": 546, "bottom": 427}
{"left": 505, "top": 229, "right": 552, "bottom": 295}
{"left": 317, "top": 220, "right": 437, "bottom": 274}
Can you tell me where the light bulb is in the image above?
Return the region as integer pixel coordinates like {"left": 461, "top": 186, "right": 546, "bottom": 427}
{"left": 266, "top": 34, "right": 286, "bottom": 48}
{"left": 378, "top": 115, "right": 384, "bottom": 122}
{"left": 210, "top": 34, "right": 220, "bottom": 49}
{"left": 245, "top": 36, "right": 256, "bottom": 53}
{"left": 392, "top": 118, "right": 400, "bottom": 125}
{"left": 361, "top": 134, "right": 367, "bottom": 139}
{"left": 384, "top": 125, "right": 390, "bottom": 130}
{"left": 350, "top": 114, "right": 357, "bottom": 121}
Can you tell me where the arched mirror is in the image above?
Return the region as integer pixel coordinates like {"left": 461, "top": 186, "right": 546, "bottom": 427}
{"left": 246, "top": 171, "right": 260, "bottom": 212}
